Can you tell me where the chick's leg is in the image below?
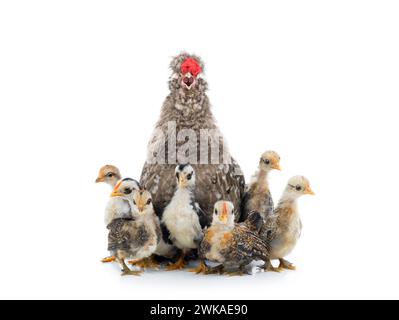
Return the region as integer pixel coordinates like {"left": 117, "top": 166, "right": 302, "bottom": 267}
{"left": 119, "top": 258, "right": 143, "bottom": 276}
{"left": 101, "top": 256, "right": 116, "bottom": 263}
{"left": 264, "top": 259, "right": 282, "bottom": 273}
{"left": 225, "top": 265, "right": 247, "bottom": 276}
{"left": 166, "top": 252, "right": 187, "bottom": 271}
{"left": 205, "top": 264, "right": 224, "bottom": 275}
{"left": 189, "top": 260, "right": 209, "bottom": 274}
{"left": 128, "top": 256, "right": 160, "bottom": 269}
{"left": 279, "top": 258, "right": 296, "bottom": 271}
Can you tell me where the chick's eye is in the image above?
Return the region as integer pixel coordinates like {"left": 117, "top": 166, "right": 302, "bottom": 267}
{"left": 106, "top": 173, "right": 114, "bottom": 177}
{"left": 214, "top": 209, "right": 218, "bottom": 215}
{"left": 264, "top": 159, "right": 270, "bottom": 165}
{"left": 133, "top": 200, "right": 136, "bottom": 205}
{"left": 176, "top": 173, "right": 179, "bottom": 180}
{"left": 187, "top": 173, "right": 192, "bottom": 180}
{"left": 146, "top": 199, "right": 152, "bottom": 205}
{"left": 296, "top": 185, "right": 302, "bottom": 191}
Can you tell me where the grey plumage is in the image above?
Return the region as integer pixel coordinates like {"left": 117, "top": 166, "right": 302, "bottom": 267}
{"left": 241, "top": 189, "right": 274, "bottom": 222}
{"left": 107, "top": 218, "right": 151, "bottom": 253}
{"left": 140, "top": 52, "right": 245, "bottom": 226}
{"left": 242, "top": 211, "right": 264, "bottom": 233}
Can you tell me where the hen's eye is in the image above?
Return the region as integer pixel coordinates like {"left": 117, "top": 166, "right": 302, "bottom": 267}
{"left": 147, "top": 199, "right": 152, "bottom": 205}
{"left": 187, "top": 173, "right": 192, "bottom": 180}
{"left": 296, "top": 185, "right": 302, "bottom": 191}
{"left": 123, "top": 188, "right": 132, "bottom": 195}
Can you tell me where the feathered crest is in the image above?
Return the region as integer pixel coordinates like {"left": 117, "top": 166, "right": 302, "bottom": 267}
{"left": 169, "top": 52, "right": 205, "bottom": 75}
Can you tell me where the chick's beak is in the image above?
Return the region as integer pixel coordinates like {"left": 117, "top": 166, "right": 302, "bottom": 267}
{"left": 178, "top": 176, "right": 187, "bottom": 188}
{"left": 273, "top": 163, "right": 282, "bottom": 171}
{"left": 137, "top": 198, "right": 145, "bottom": 212}
{"left": 306, "top": 186, "right": 315, "bottom": 195}
{"left": 219, "top": 202, "right": 228, "bottom": 223}
{"left": 95, "top": 177, "right": 104, "bottom": 183}
{"left": 110, "top": 190, "right": 123, "bottom": 197}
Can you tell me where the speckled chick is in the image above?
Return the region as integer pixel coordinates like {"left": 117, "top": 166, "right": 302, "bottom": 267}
{"left": 263, "top": 176, "right": 314, "bottom": 272}
{"left": 107, "top": 188, "right": 162, "bottom": 276}
{"left": 197, "top": 201, "right": 270, "bottom": 276}
{"left": 162, "top": 164, "right": 207, "bottom": 271}
{"left": 241, "top": 151, "right": 281, "bottom": 222}
{"left": 95, "top": 165, "right": 140, "bottom": 263}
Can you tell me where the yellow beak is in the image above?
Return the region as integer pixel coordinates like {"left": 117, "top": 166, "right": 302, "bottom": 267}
{"left": 306, "top": 186, "right": 315, "bottom": 195}
{"left": 110, "top": 191, "right": 123, "bottom": 197}
{"left": 178, "top": 176, "right": 187, "bottom": 188}
{"left": 273, "top": 163, "right": 282, "bottom": 171}
{"left": 137, "top": 199, "right": 145, "bottom": 212}
{"left": 219, "top": 202, "right": 228, "bottom": 223}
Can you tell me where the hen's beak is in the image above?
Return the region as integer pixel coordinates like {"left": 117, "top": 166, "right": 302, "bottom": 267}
{"left": 305, "top": 186, "right": 315, "bottom": 195}
{"left": 219, "top": 202, "right": 229, "bottom": 223}
{"left": 111, "top": 191, "right": 123, "bottom": 197}
{"left": 182, "top": 73, "right": 195, "bottom": 89}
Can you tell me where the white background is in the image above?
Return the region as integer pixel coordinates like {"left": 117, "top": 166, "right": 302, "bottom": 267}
{"left": 1, "top": 0, "right": 398, "bottom": 300}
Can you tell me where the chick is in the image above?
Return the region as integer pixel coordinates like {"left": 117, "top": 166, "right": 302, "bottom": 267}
{"left": 263, "top": 176, "right": 314, "bottom": 272}
{"left": 241, "top": 151, "right": 281, "bottom": 222}
{"left": 95, "top": 165, "right": 122, "bottom": 188}
{"left": 104, "top": 178, "right": 140, "bottom": 225}
{"left": 99, "top": 178, "right": 140, "bottom": 263}
{"left": 162, "top": 164, "right": 207, "bottom": 271}
{"left": 197, "top": 201, "right": 270, "bottom": 276}
{"left": 107, "top": 188, "right": 162, "bottom": 276}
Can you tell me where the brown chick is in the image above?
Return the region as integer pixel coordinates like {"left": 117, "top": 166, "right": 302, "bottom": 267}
{"left": 241, "top": 151, "right": 281, "bottom": 222}
{"left": 194, "top": 201, "right": 270, "bottom": 276}
{"left": 262, "top": 176, "right": 315, "bottom": 272}
{"left": 95, "top": 165, "right": 122, "bottom": 188}
{"left": 107, "top": 188, "right": 162, "bottom": 276}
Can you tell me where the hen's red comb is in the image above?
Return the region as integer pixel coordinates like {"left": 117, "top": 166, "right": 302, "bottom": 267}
{"left": 181, "top": 58, "right": 202, "bottom": 77}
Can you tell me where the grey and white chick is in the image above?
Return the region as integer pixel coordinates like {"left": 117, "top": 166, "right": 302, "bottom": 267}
{"left": 162, "top": 164, "right": 207, "bottom": 270}
{"left": 104, "top": 178, "right": 140, "bottom": 226}
{"left": 263, "top": 176, "right": 314, "bottom": 272}
{"left": 241, "top": 151, "right": 281, "bottom": 222}
{"left": 107, "top": 188, "right": 162, "bottom": 276}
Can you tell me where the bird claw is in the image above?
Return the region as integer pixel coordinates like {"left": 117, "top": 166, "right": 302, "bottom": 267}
{"left": 226, "top": 271, "right": 245, "bottom": 277}
{"left": 279, "top": 259, "right": 296, "bottom": 271}
{"left": 265, "top": 265, "right": 283, "bottom": 273}
{"left": 189, "top": 261, "right": 209, "bottom": 274}
{"left": 121, "top": 270, "right": 143, "bottom": 277}
{"left": 166, "top": 257, "right": 187, "bottom": 271}
{"left": 129, "top": 257, "right": 160, "bottom": 270}
{"left": 101, "top": 256, "right": 116, "bottom": 263}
